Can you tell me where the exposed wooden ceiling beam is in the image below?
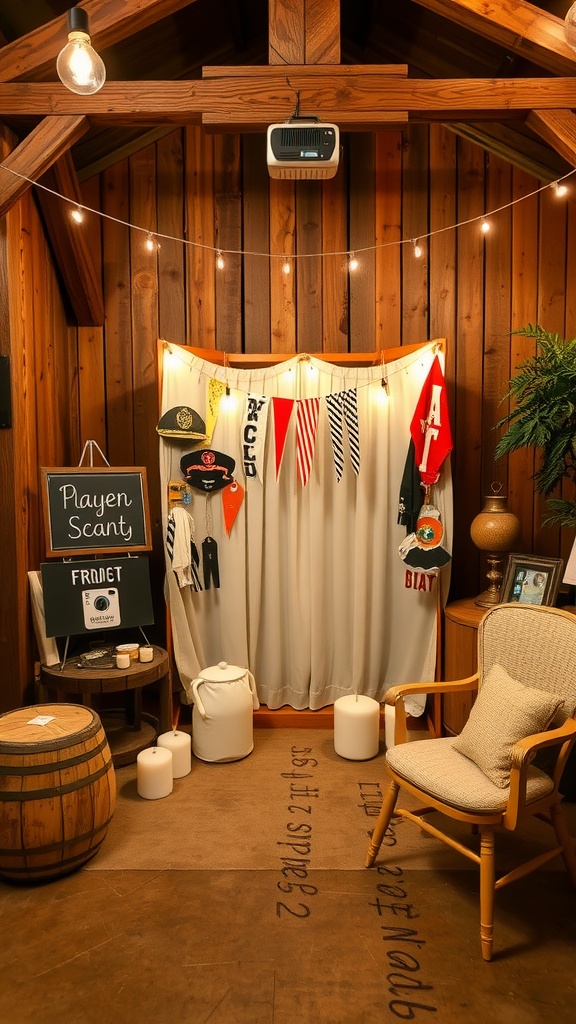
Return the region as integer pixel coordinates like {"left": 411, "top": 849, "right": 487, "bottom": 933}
{"left": 0, "top": 0, "right": 200, "bottom": 83}
{"left": 36, "top": 152, "right": 104, "bottom": 326}
{"left": 0, "top": 115, "right": 89, "bottom": 215}
{"left": 410, "top": 0, "right": 576, "bottom": 76}
{"left": 526, "top": 108, "right": 576, "bottom": 168}
{"left": 0, "top": 76, "right": 574, "bottom": 130}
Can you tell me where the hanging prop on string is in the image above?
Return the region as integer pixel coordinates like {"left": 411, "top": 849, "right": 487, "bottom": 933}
{"left": 296, "top": 398, "right": 320, "bottom": 486}
{"left": 180, "top": 449, "right": 235, "bottom": 492}
{"left": 398, "top": 495, "right": 451, "bottom": 572}
{"left": 222, "top": 481, "right": 244, "bottom": 535}
{"left": 241, "top": 394, "right": 270, "bottom": 481}
{"left": 202, "top": 495, "right": 219, "bottom": 589}
{"left": 409, "top": 355, "right": 453, "bottom": 486}
{"left": 157, "top": 406, "right": 207, "bottom": 443}
{"left": 325, "top": 388, "right": 361, "bottom": 481}
{"left": 205, "top": 378, "right": 227, "bottom": 446}
{"left": 272, "top": 397, "right": 294, "bottom": 479}
{"left": 166, "top": 506, "right": 203, "bottom": 591}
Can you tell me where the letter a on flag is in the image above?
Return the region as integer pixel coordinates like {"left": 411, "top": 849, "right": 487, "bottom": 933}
{"left": 410, "top": 355, "right": 452, "bottom": 486}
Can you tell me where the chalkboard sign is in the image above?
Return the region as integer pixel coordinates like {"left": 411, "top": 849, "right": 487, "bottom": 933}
{"left": 41, "top": 467, "right": 152, "bottom": 557}
{"left": 41, "top": 556, "right": 154, "bottom": 637}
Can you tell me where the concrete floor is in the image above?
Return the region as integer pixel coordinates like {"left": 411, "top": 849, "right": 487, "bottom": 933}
{"left": 1, "top": 862, "right": 576, "bottom": 1023}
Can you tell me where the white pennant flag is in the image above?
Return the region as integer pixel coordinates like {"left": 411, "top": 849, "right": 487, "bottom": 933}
{"left": 241, "top": 394, "right": 270, "bottom": 482}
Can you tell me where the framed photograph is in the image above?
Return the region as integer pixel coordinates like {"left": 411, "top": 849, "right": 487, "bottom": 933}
{"left": 500, "top": 553, "right": 564, "bottom": 607}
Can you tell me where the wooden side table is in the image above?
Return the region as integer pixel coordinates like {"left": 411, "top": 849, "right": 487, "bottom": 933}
{"left": 443, "top": 598, "right": 487, "bottom": 735}
{"left": 39, "top": 646, "right": 171, "bottom": 766}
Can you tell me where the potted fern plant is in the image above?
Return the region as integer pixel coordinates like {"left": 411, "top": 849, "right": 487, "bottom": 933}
{"left": 494, "top": 324, "right": 576, "bottom": 529}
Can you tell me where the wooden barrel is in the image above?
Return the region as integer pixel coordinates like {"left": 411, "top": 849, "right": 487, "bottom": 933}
{"left": 0, "top": 703, "right": 116, "bottom": 882}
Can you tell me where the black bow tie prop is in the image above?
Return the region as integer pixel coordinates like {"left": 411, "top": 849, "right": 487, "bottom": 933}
{"left": 179, "top": 450, "right": 237, "bottom": 589}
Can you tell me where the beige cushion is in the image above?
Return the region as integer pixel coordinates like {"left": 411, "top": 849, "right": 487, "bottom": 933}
{"left": 452, "top": 663, "right": 564, "bottom": 788}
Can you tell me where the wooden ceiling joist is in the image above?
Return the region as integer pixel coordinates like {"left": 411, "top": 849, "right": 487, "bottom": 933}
{"left": 36, "top": 151, "right": 104, "bottom": 326}
{"left": 0, "top": 75, "right": 575, "bottom": 131}
{"left": 268, "top": 0, "right": 340, "bottom": 65}
{"left": 0, "top": 114, "right": 89, "bottom": 215}
{"left": 411, "top": 0, "right": 576, "bottom": 76}
{"left": 526, "top": 108, "right": 576, "bottom": 169}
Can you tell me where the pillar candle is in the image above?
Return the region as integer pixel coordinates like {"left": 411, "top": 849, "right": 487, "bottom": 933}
{"left": 384, "top": 704, "right": 396, "bottom": 749}
{"left": 157, "top": 730, "right": 192, "bottom": 778}
{"left": 333, "top": 694, "right": 380, "bottom": 760}
{"left": 136, "top": 746, "right": 173, "bottom": 799}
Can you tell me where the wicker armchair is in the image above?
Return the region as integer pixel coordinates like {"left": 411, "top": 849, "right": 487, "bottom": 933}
{"left": 366, "top": 603, "right": 576, "bottom": 961}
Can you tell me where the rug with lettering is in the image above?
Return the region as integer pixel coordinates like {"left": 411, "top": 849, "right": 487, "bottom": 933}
{"left": 87, "top": 728, "right": 576, "bottom": 873}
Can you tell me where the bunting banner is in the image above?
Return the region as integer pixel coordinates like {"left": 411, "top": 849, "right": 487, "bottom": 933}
{"left": 272, "top": 397, "right": 294, "bottom": 478}
{"left": 325, "top": 388, "right": 361, "bottom": 481}
{"left": 296, "top": 398, "right": 321, "bottom": 486}
{"left": 242, "top": 394, "right": 270, "bottom": 482}
{"left": 410, "top": 355, "right": 453, "bottom": 486}
{"left": 205, "top": 378, "right": 227, "bottom": 446}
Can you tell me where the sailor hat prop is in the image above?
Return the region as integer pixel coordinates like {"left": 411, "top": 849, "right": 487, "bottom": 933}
{"left": 180, "top": 449, "right": 236, "bottom": 493}
{"left": 157, "top": 406, "right": 207, "bottom": 441}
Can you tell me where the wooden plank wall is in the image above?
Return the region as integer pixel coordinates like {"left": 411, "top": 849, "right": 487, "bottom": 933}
{"left": 2, "top": 120, "right": 576, "bottom": 709}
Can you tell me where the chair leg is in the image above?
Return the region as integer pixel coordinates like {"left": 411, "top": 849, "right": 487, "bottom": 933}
{"left": 365, "top": 780, "right": 400, "bottom": 867}
{"left": 550, "top": 801, "right": 576, "bottom": 887}
{"left": 479, "top": 827, "right": 495, "bottom": 962}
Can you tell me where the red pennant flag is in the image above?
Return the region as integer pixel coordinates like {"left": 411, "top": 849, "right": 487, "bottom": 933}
{"left": 272, "top": 397, "right": 294, "bottom": 479}
{"left": 410, "top": 356, "right": 453, "bottom": 486}
{"left": 296, "top": 398, "right": 321, "bottom": 486}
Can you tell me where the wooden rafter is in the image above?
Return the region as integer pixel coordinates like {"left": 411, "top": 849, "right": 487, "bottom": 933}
{"left": 526, "top": 108, "right": 576, "bottom": 168}
{"left": 0, "top": 115, "right": 89, "bottom": 215}
{"left": 410, "top": 0, "right": 576, "bottom": 75}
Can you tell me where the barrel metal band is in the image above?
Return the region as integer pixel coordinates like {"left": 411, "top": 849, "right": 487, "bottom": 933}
{"left": 0, "top": 734, "right": 109, "bottom": 776}
{"left": 0, "top": 756, "right": 114, "bottom": 799}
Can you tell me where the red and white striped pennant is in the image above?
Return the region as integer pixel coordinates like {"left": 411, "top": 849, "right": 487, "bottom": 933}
{"left": 296, "top": 398, "right": 321, "bottom": 486}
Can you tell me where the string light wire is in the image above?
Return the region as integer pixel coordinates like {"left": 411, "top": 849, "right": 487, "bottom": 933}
{"left": 1, "top": 163, "right": 574, "bottom": 263}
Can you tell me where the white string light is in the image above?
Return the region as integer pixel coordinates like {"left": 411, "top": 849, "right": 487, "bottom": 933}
{"left": 413, "top": 239, "right": 423, "bottom": 259}
{"left": 2, "top": 162, "right": 574, "bottom": 265}
{"left": 71, "top": 205, "right": 84, "bottom": 224}
{"left": 348, "top": 252, "right": 359, "bottom": 271}
{"left": 216, "top": 250, "right": 225, "bottom": 270}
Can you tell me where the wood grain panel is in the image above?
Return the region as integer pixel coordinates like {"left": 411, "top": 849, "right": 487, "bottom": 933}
{"left": 348, "top": 134, "right": 375, "bottom": 352}
{"left": 242, "top": 134, "right": 271, "bottom": 353}
{"left": 157, "top": 130, "right": 186, "bottom": 346}
{"left": 102, "top": 159, "right": 133, "bottom": 464}
{"left": 296, "top": 180, "right": 322, "bottom": 352}
{"left": 508, "top": 168, "right": 539, "bottom": 555}
{"left": 76, "top": 176, "right": 106, "bottom": 452}
{"left": 375, "top": 131, "right": 403, "bottom": 349}
{"left": 454, "top": 138, "right": 485, "bottom": 598}
{"left": 214, "top": 134, "right": 242, "bottom": 353}
{"left": 269, "top": 0, "right": 305, "bottom": 64}
{"left": 269, "top": 178, "right": 296, "bottom": 353}
{"left": 321, "top": 165, "right": 348, "bottom": 353}
{"left": 305, "top": 0, "right": 340, "bottom": 64}
{"left": 482, "top": 154, "right": 512, "bottom": 492}
{"left": 428, "top": 125, "right": 457, "bottom": 390}
{"left": 402, "top": 125, "right": 430, "bottom": 345}
{"left": 185, "top": 126, "right": 216, "bottom": 347}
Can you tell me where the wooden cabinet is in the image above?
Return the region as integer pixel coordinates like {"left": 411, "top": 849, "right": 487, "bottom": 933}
{"left": 443, "top": 598, "right": 487, "bottom": 735}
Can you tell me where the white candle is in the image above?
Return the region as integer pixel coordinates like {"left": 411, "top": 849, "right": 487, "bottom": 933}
{"left": 139, "top": 645, "right": 154, "bottom": 663}
{"left": 136, "top": 746, "right": 173, "bottom": 799}
{"left": 333, "top": 694, "right": 381, "bottom": 760}
{"left": 157, "top": 730, "right": 192, "bottom": 778}
{"left": 116, "top": 652, "right": 130, "bottom": 669}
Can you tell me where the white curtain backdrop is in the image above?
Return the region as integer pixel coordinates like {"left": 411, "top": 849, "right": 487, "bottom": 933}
{"left": 160, "top": 342, "right": 452, "bottom": 710}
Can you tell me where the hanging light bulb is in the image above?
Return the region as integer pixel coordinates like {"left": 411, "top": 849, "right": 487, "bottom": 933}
{"left": 71, "top": 205, "right": 84, "bottom": 224}
{"left": 56, "top": 7, "right": 106, "bottom": 96}
{"left": 348, "top": 252, "right": 359, "bottom": 271}
{"left": 216, "top": 251, "right": 225, "bottom": 270}
{"left": 565, "top": 3, "right": 576, "bottom": 51}
{"left": 413, "top": 239, "right": 423, "bottom": 259}
{"left": 282, "top": 259, "right": 291, "bottom": 275}
{"left": 480, "top": 218, "right": 491, "bottom": 234}
{"left": 553, "top": 181, "right": 568, "bottom": 198}
{"left": 145, "top": 232, "right": 156, "bottom": 252}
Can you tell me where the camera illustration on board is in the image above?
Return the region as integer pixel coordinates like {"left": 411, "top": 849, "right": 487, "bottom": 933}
{"left": 82, "top": 587, "right": 122, "bottom": 630}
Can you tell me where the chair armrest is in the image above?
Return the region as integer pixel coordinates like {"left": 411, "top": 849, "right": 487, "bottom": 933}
{"left": 384, "top": 674, "right": 479, "bottom": 706}
{"left": 505, "top": 719, "right": 576, "bottom": 828}
{"left": 385, "top": 674, "right": 479, "bottom": 744}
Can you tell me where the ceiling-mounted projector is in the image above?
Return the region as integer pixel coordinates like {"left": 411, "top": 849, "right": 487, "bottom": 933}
{"left": 267, "top": 121, "right": 340, "bottom": 179}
